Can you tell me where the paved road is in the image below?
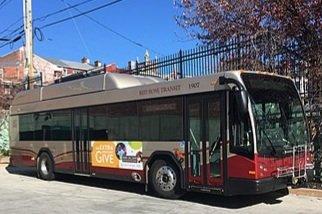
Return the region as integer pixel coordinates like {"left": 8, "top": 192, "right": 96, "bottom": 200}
{"left": 0, "top": 164, "right": 321, "bottom": 214}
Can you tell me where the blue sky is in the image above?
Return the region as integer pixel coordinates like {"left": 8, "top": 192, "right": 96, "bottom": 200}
{"left": 0, "top": 0, "right": 198, "bottom": 67}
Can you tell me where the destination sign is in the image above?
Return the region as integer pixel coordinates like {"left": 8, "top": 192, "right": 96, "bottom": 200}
{"left": 139, "top": 85, "right": 181, "bottom": 96}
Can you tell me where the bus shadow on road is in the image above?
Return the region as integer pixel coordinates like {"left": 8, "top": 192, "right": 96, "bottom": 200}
{"left": 181, "top": 191, "right": 285, "bottom": 209}
{"left": 6, "top": 165, "right": 286, "bottom": 209}
{"left": 6, "top": 165, "right": 37, "bottom": 177}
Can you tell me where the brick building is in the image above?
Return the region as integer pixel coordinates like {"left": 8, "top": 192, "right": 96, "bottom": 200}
{"left": 0, "top": 47, "right": 121, "bottom": 85}
{"left": 0, "top": 47, "right": 100, "bottom": 85}
{"left": 0, "top": 47, "right": 24, "bottom": 84}
{"left": 0, "top": 47, "right": 124, "bottom": 111}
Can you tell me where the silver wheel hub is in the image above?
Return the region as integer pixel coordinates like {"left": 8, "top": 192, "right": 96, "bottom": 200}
{"left": 156, "top": 166, "right": 177, "bottom": 192}
{"left": 40, "top": 159, "right": 49, "bottom": 176}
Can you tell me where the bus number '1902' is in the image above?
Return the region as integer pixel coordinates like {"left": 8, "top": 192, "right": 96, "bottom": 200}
{"left": 189, "top": 82, "right": 200, "bottom": 89}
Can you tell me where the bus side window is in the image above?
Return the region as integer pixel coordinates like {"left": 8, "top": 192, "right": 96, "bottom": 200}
{"left": 107, "top": 102, "right": 138, "bottom": 141}
{"left": 89, "top": 105, "right": 108, "bottom": 140}
{"left": 19, "top": 114, "right": 34, "bottom": 141}
{"left": 139, "top": 97, "right": 183, "bottom": 141}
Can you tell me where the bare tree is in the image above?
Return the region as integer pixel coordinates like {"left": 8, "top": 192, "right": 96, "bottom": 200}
{"left": 175, "top": 0, "right": 321, "bottom": 112}
{"left": 175, "top": 0, "right": 321, "bottom": 77}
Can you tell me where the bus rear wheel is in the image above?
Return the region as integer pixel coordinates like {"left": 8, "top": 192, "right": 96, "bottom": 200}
{"left": 150, "top": 159, "right": 183, "bottom": 199}
{"left": 37, "top": 152, "right": 55, "bottom": 181}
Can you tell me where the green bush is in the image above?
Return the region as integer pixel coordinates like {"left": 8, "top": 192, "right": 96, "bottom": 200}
{"left": 0, "top": 118, "right": 9, "bottom": 156}
{"left": 0, "top": 148, "right": 9, "bottom": 156}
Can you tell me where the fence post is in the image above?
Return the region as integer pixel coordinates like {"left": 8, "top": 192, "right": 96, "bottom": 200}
{"left": 40, "top": 72, "right": 43, "bottom": 87}
{"left": 179, "top": 49, "right": 183, "bottom": 79}
{"left": 27, "top": 76, "right": 30, "bottom": 90}
{"left": 237, "top": 36, "right": 241, "bottom": 70}
{"left": 127, "top": 61, "right": 131, "bottom": 74}
{"left": 135, "top": 60, "right": 139, "bottom": 75}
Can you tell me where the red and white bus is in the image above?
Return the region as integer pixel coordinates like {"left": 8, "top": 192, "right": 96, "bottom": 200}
{"left": 9, "top": 70, "right": 313, "bottom": 198}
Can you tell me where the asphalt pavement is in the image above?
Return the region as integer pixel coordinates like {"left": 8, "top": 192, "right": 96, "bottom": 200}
{"left": 0, "top": 164, "right": 322, "bottom": 214}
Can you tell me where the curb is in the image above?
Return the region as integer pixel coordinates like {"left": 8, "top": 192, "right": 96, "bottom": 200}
{"left": 0, "top": 156, "right": 9, "bottom": 164}
{"left": 289, "top": 187, "right": 322, "bottom": 198}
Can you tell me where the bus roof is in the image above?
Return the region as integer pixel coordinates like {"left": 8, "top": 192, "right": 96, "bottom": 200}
{"left": 10, "top": 70, "right": 292, "bottom": 115}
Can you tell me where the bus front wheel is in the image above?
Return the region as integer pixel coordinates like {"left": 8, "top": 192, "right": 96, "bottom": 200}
{"left": 150, "top": 159, "right": 183, "bottom": 199}
{"left": 37, "top": 152, "right": 55, "bottom": 181}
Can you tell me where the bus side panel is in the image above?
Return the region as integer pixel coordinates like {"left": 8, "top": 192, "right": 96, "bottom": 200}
{"left": 227, "top": 154, "right": 255, "bottom": 179}
{"left": 11, "top": 140, "right": 74, "bottom": 174}
{"left": 10, "top": 115, "right": 38, "bottom": 168}
{"left": 9, "top": 115, "right": 34, "bottom": 167}
{"left": 52, "top": 142, "right": 74, "bottom": 172}
{"left": 91, "top": 167, "right": 145, "bottom": 183}
{"left": 90, "top": 141, "right": 185, "bottom": 183}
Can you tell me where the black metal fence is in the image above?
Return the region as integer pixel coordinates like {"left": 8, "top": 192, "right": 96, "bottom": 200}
{"left": 124, "top": 34, "right": 321, "bottom": 109}
{"left": 127, "top": 35, "right": 311, "bottom": 74}
{"left": 22, "top": 72, "right": 43, "bottom": 90}
{"left": 123, "top": 34, "right": 321, "bottom": 113}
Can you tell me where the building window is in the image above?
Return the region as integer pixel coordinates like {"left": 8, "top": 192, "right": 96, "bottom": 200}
{"left": 54, "top": 71, "right": 62, "bottom": 78}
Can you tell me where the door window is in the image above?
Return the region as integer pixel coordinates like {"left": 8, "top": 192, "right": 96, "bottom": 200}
{"left": 188, "top": 100, "right": 202, "bottom": 177}
{"left": 206, "top": 99, "right": 221, "bottom": 177}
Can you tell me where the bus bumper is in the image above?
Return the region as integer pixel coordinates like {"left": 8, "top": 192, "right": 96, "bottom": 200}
{"left": 225, "top": 177, "right": 288, "bottom": 196}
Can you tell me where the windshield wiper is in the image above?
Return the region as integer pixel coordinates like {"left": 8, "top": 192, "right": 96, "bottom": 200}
{"left": 249, "top": 97, "right": 278, "bottom": 156}
{"left": 262, "top": 128, "right": 277, "bottom": 155}
{"left": 280, "top": 105, "right": 297, "bottom": 147}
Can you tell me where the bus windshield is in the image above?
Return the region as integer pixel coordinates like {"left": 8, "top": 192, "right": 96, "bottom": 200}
{"left": 242, "top": 73, "right": 309, "bottom": 156}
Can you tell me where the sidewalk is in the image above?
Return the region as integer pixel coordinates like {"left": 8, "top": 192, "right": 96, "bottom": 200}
{"left": 289, "top": 187, "right": 322, "bottom": 198}
{"left": 0, "top": 155, "right": 9, "bottom": 164}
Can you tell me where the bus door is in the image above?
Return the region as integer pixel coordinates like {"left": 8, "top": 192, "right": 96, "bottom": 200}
{"left": 73, "top": 108, "right": 90, "bottom": 175}
{"left": 187, "top": 93, "right": 226, "bottom": 189}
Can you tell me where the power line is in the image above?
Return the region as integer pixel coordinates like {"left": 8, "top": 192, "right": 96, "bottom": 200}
{"left": 0, "top": 32, "right": 24, "bottom": 49}
{"left": 0, "top": 17, "right": 23, "bottom": 37}
{"left": 0, "top": 0, "right": 8, "bottom": 7}
{"left": 34, "top": 0, "right": 97, "bottom": 22}
{"left": 0, "top": 20, "right": 24, "bottom": 49}
{"left": 1, "top": 0, "right": 93, "bottom": 47}
{"left": 62, "top": 1, "right": 93, "bottom": 59}
{"left": 0, "top": 0, "right": 13, "bottom": 11}
{"left": 2, "top": 0, "right": 122, "bottom": 50}
{"left": 0, "top": 0, "right": 6, "bottom": 7}
{"left": 0, "top": 25, "right": 24, "bottom": 45}
{"left": 40, "top": 0, "right": 124, "bottom": 29}
{"left": 1, "top": 0, "right": 96, "bottom": 40}
{"left": 60, "top": 0, "right": 163, "bottom": 56}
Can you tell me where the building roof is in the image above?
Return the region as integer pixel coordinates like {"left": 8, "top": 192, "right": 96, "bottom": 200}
{"left": 43, "top": 57, "right": 95, "bottom": 71}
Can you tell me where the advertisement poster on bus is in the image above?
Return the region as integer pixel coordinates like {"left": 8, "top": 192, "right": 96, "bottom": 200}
{"left": 91, "top": 141, "right": 143, "bottom": 170}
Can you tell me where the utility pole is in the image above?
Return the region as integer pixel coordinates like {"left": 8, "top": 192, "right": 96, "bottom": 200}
{"left": 23, "top": 0, "right": 34, "bottom": 82}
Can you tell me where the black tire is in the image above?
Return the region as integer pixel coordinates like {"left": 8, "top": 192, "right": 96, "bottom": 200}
{"left": 276, "top": 187, "right": 289, "bottom": 196}
{"left": 306, "top": 169, "right": 314, "bottom": 182}
{"left": 37, "top": 152, "right": 55, "bottom": 181}
{"left": 149, "top": 159, "right": 183, "bottom": 199}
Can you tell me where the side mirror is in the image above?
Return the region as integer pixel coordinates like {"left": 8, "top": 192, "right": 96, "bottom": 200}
{"left": 218, "top": 76, "right": 249, "bottom": 119}
{"left": 236, "top": 90, "right": 249, "bottom": 119}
